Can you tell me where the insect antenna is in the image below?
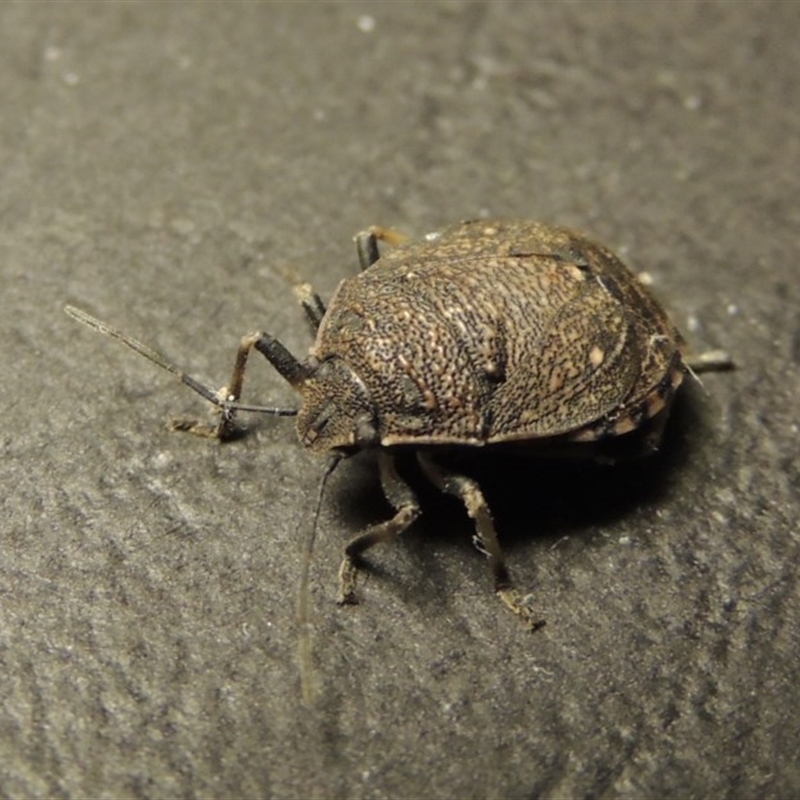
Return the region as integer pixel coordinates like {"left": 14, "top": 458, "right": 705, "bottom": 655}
{"left": 297, "top": 454, "right": 342, "bottom": 707}
{"left": 64, "top": 306, "right": 298, "bottom": 417}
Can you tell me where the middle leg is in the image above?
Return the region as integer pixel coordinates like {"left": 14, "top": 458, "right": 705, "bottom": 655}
{"left": 416, "top": 451, "right": 544, "bottom": 631}
{"left": 354, "top": 226, "right": 409, "bottom": 270}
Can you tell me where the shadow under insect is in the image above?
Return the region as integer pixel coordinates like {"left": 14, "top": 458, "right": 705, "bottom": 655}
{"left": 329, "top": 381, "right": 710, "bottom": 610}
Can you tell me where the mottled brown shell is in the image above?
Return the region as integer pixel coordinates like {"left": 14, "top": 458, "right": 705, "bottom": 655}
{"left": 313, "top": 219, "right": 685, "bottom": 449}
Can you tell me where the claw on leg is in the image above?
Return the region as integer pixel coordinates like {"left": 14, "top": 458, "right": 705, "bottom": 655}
{"left": 337, "top": 555, "right": 361, "bottom": 606}
{"left": 497, "top": 588, "right": 547, "bottom": 632}
{"left": 168, "top": 384, "right": 239, "bottom": 440}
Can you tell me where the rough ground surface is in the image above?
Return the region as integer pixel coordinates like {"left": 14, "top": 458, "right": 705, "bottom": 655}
{"left": 2, "top": 3, "right": 798, "bottom": 798}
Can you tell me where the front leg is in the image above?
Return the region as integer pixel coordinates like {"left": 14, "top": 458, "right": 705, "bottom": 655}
{"left": 338, "top": 451, "right": 421, "bottom": 605}
{"left": 64, "top": 306, "right": 299, "bottom": 441}
{"left": 171, "top": 331, "right": 308, "bottom": 441}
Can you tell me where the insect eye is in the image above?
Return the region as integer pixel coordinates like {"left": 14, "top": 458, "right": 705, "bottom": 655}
{"left": 310, "top": 402, "right": 333, "bottom": 435}
{"left": 299, "top": 398, "right": 334, "bottom": 446}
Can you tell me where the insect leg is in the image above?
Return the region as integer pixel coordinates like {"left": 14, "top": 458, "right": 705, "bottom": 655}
{"left": 338, "top": 451, "right": 421, "bottom": 605}
{"left": 64, "top": 307, "right": 297, "bottom": 441}
{"left": 271, "top": 263, "right": 326, "bottom": 332}
{"left": 416, "top": 452, "right": 545, "bottom": 631}
{"left": 683, "top": 350, "right": 734, "bottom": 373}
{"left": 354, "top": 226, "right": 409, "bottom": 270}
{"left": 292, "top": 282, "right": 326, "bottom": 332}
{"left": 171, "top": 331, "right": 308, "bottom": 441}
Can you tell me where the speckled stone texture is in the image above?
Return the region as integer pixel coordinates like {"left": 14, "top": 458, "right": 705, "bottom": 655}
{"left": 2, "top": 2, "right": 798, "bottom": 798}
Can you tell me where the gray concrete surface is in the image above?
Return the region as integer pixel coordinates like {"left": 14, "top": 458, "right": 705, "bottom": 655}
{"left": 2, "top": 2, "right": 798, "bottom": 797}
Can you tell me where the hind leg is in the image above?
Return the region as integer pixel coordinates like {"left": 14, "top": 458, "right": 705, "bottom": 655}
{"left": 683, "top": 350, "right": 734, "bottom": 373}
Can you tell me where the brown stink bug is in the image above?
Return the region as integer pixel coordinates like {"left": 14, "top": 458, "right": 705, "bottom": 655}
{"left": 66, "top": 219, "right": 732, "bottom": 632}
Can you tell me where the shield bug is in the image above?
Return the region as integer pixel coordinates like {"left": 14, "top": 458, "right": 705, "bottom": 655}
{"left": 66, "top": 219, "right": 732, "bottom": 632}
